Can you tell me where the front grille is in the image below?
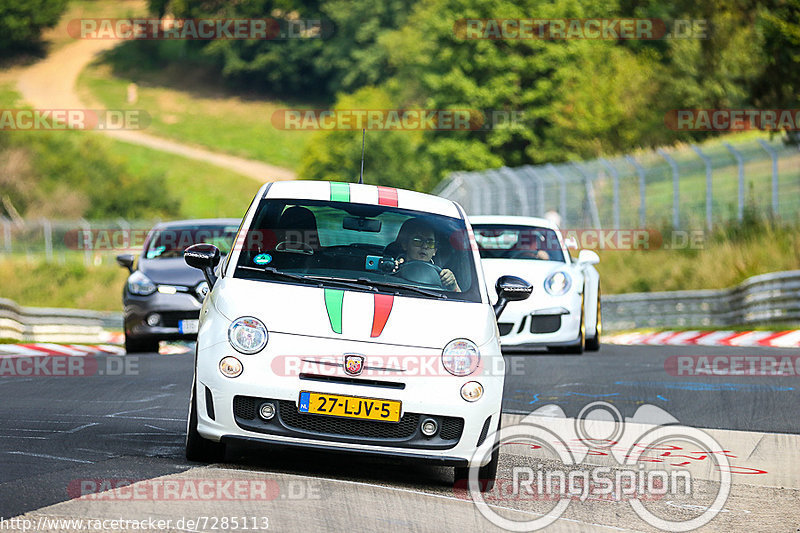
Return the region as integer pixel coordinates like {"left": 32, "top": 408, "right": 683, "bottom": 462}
{"left": 476, "top": 416, "right": 492, "bottom": 446}
{"left": 233, "top": 396, "right": 256, "bottom": 420}
{"left": 158, "top": 311, "right": 199, "bottom": 327}
{"left": 232, "top": 396, "right": 463, "bottom": 449}
{"left": 530, "top": 314, "right": 561, "bottom": 333}
{"left": 278, "top": 400, "right": 419, "bottom": 439}
{"left": 441, "top": 418, "right": 465, "bottom": 440}
{"left": 498, "top": 322, "right": 514, "bottom": 336}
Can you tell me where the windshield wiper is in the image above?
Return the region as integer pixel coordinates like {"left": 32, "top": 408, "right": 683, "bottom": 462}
{"left": 304, "top": 275, "right": 379, "bottom": 293}
{"left": 237, "top": 266, "right": 323, "bottom": 286}
{"left": 354, "top": 277, "right": 447, "bottom": 299}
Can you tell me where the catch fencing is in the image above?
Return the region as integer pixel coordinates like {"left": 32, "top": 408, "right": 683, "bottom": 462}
{"left": 435, "top": 136, "right": 800, "bottom": 229}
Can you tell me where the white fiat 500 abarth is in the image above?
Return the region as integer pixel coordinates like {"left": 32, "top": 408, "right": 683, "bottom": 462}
{"left": 183, "top": 181, "right": 531, "bottom": 490}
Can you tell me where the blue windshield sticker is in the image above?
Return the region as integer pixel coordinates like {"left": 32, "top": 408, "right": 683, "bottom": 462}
{"left": 253, "top": 253, "right": 272, "bottom": 266}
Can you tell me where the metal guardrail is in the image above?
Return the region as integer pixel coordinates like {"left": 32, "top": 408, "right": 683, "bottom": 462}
{"left": 602, "top": 270, "right": 800, "bottom": 331}
{"left": 0, "top": 298, "right": 122, "bottom": 343}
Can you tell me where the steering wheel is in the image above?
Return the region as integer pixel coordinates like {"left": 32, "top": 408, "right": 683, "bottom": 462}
{"left": 394, "top": 260, "right": 443, "bottom": 288}
{"left": 276, "top": 241, "right": 314, "bottom": 255}
{"left": 510, "top": 250, "right": 548, "bottom": 260}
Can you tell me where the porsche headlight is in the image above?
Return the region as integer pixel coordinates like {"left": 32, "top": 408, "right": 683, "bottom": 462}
{"left": 442, "top": 339, "right": 480, "bottom": 376}
{"left": 544, "top": 271, "right": 572, "bottom": 296}
{"left": 127, "top": 271, "right": 156, "bottom": 296}
{"left": 228, "top": 317, "right": 268, "bottom": 354}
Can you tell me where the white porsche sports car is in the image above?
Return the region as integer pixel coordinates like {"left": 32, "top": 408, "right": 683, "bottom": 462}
{"left": 182, "top": 181, "right": 532, "bottom": 491}
{"left": 470, "top": 216, "right": 601, "bottom": 354}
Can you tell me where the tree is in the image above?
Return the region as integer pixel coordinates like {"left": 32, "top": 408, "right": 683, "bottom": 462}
{"left": 0, "top": 0, "right": 69, "bottom": 53}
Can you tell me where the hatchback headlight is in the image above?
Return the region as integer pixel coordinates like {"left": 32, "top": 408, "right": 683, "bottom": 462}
{"left": 228, "top": 317, "right": 268, "bottom": 354}
{"left": 544, "top": 271, "right": 572, "bottom": 296}
{"left": 127, "top": 271, "right": 156, "bottom": 296}
{"left": 442, "top": 339, "right": 480, "bottom": 376}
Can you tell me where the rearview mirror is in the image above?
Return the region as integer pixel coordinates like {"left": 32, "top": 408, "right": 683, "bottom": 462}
{"left": 116, "top": 254, "right": 135, "bottom": 273}
{"left": 493, "top": 275, "right": 532, "bottom": 318}
{"left": 185, "top": 243, "right": 221, "bottom": 288}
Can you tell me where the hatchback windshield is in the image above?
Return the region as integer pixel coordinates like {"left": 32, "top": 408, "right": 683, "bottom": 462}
{"left": 472, "top": 224, "right": 566, "bottom": 263}
{"left": 232, "top": 200, "right": 481, "bottom": 302}
{"left": 145, "top": 224, "right": 239, "bottom": 259}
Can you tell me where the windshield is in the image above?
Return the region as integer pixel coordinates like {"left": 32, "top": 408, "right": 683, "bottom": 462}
{"left": 472, "top": 224, "right": 566, "bottom": 263}
{"left": 233, "top": 199, "right": 480, "bottom": 302}
{"left": 145, "top": 224, "right": 239, "bottom": 259}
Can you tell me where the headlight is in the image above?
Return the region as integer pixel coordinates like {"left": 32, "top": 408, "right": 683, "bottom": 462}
{"left": 442, "top": 339, "right": 480, "bottom": 376}
{"left": 228, "top": 317, "right": 268, "bottom": 354}
{"left": 127, "top": 271, "right": 156, "bottom": 296}
{"left": 544, "top": 271, "right": 572, "bottom": 296}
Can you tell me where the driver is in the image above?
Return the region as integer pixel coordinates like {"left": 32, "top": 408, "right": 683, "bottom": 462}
{"left": 389, "top": 218, "right": 461, "bottom": 292}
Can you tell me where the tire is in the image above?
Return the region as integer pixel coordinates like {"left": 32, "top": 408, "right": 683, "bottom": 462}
{"left": 548, "top": 295, "right": 585, "bottom": 355}
{"left": 454, "top": 418, "right": 501, "bottom": 492}
{"left": 185, "top": 383, "right": 226, "bottom": 463}
{"left": 124, "top": 335, "right": 159, "bottom": 354}
{"left": 585, "top": 286, "right": 601, "bottom": 352}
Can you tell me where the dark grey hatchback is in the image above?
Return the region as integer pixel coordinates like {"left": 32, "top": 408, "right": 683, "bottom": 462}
{"left": 116, "top": 219, "right": 240, "bottom": 353}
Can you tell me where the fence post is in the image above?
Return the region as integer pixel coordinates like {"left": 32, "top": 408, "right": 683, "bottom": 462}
{"left": 2, "top": 217, "right": 10, "bottom": 253}
{"left": 41, "top": 218, "right": 53, "bottom": 262}
{"left": 520, "top": 166, "right": 545, "bottom": 216}
{"left": 499, "top": 167, "right": 531, "bottom": 216}
{"left": 599, "top": 158, "right": 620, "bottom": 228}
{"left": 757, "top": 139, "right": 779, "bottom": 217}
{"left": 657, "top": 149, "right": 680, "bottom": 228}
{"left": 570, "top": 162, "right": 601, "bottom": 228}
{"left": 80, "top": 218, "right": 92, "bottom": 266}
{"left": 690, "top": 144, "right": 713, "bottom": 230}
{"left": 723, "top": 143, "right": 745, "bottom": 221}
{"left": 546, "top": 164, "right": 568, "bottom": 226}
{"left": 625, "top": 156, "right": 646, "bottom": 228}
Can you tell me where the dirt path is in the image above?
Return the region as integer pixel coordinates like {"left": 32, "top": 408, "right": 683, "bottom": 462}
{"left": 14, "top": 38, "right": 295, "bottom": 182}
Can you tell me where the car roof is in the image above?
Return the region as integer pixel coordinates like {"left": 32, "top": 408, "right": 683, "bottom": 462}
{"left": 152, "top": 218, "right": 241, "bottom": 230}
{"left": 260, "top": 181, "right": 463, "bottom": 219}
{"left": 468, "top": 215, "right": 560, "bottom": 231}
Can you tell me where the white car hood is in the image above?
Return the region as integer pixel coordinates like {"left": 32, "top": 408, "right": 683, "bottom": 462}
{"left": 212, "top": 277, "right": 496, "bottom": 349}
{"left": 481, "top": 259, "right": 568, "bottom": 299}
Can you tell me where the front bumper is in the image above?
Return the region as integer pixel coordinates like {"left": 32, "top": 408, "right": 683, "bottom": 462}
{"left": 496, "top": 292, "right": 582, "bottom": 347}
{"left": 194, "top": 334, "right": 504, "bottom": 467}
{"left": 123, "top": 291, "right": 202, "bottom": 341}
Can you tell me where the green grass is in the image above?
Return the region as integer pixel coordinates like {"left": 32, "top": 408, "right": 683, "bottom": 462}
{"left": 0, "top": 257, "right": 127, "bottom": 311}
{"left": 78, "top": 45, "right": 313, "bottom": 170}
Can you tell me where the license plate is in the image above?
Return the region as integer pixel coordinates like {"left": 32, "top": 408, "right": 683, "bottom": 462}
{"left": 298, "top": 391, "right": 401, "bottom": 423}
{"left": 179, "top": 319, "right": 198, "bottom": 334}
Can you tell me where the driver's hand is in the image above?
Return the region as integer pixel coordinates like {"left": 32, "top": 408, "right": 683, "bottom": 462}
{"left": 536, "top": 250, "right": 549, "bottom": 260}
{"left": 391, "top": 257, "right": 405, "bottom": 273}
{"left": 440, "top": 269, "right": 461, "bottom": 292}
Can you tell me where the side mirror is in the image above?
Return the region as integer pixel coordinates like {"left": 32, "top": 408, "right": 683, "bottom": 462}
{"left": 493, "top": 275, "right": 532, "bottom": 318}
{"left": 564, "top": 236, "right": 579, "bottom": 250}
{"left": 577, "top": 250, "right": 600, "bottom": 266}
{"left": 185, "top": 243, "right": 221, "bottom": 288}
{"left": 116, "top": 254, "right": 135, "bottom": 273}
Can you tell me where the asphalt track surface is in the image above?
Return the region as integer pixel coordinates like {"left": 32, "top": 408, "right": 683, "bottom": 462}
{"left": 1, "top": 343, "right": 798, "bottom": 531}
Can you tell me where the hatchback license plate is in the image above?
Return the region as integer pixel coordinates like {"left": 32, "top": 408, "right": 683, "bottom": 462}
{"left": 298, "top": 391, "right": 401, "bottom": 422}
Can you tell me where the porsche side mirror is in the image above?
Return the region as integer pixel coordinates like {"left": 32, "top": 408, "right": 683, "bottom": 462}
{"left": 185, "top": 243, "right": 221, "bottom": 288}
{"left": 577, "top": 250, "right": 600, "bottom": 266}
{"left": 494, "top": 275, "right": 532, "bottom": 318}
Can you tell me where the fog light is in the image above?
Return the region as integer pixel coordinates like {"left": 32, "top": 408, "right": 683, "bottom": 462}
{"left": 421, "top": 418, "right": 438, "bottom": 437}
{"left": 219, "top": 356, "right": 243, "bottom": 378}
{"left": 460, "top": 381, "right": 483, "bottom": 402}
{"left": 259, "top": 402, "right": 275, "bottom": 420}
{"left": 146, "top": 313, "right": 161, "bottom": 327}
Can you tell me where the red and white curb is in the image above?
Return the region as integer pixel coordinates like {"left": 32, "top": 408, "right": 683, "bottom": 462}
{"left": 604, "top": 330, "right": 800, "bottom": 348}
{"left": 0, "top": 343, "right": 126, "bottom": 356}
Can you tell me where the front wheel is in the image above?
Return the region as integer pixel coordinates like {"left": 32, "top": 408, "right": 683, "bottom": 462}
{"left": 185, "top": 383, "right": 226, "bottom": 463}
{"left": 125, "top": 335, "right": 159, "bottom": 354}
{"left": 585, "top": 287, "right": 601, "bottom": 352}
{"left": 454, "top": 418, "right": 501, "bottom": 492}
